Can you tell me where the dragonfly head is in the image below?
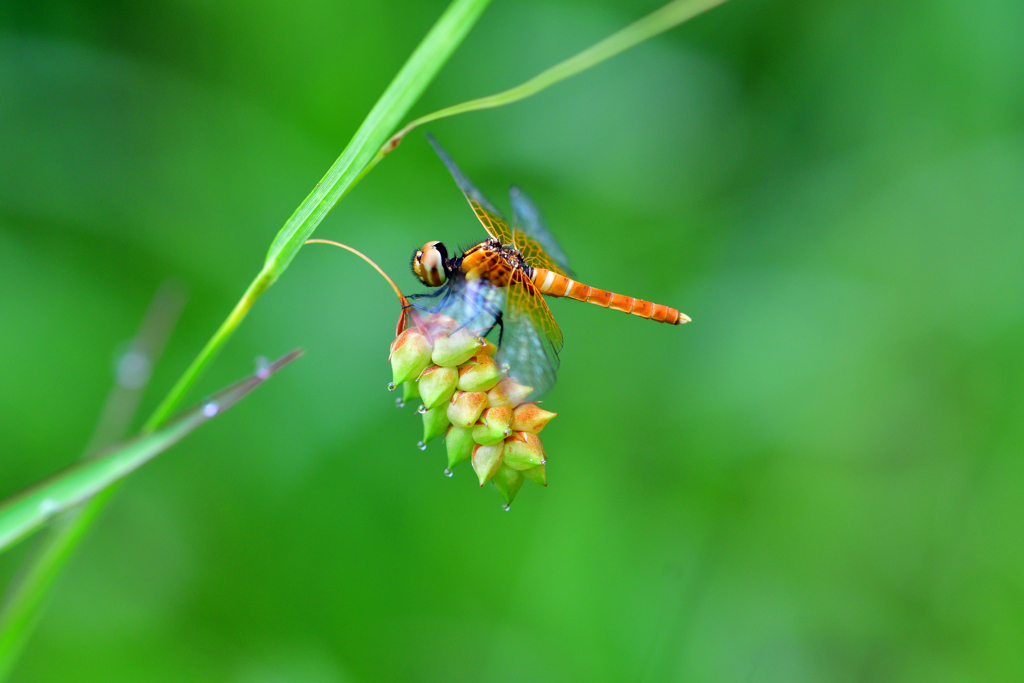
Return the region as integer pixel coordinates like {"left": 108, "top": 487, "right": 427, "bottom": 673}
{"left": 412, "top": 240, "right": 449, "bottom": 287}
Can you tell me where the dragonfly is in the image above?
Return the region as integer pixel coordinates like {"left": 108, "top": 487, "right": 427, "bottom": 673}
{"left": 407, "top": 134, "right": 689, "bottom": 399}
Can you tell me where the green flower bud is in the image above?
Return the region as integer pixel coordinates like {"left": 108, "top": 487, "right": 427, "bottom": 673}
{"left": 471, "top": 406, "right": 513, "bottom": 445}
{"left": 388, "top": 311, "right": 558, "bottom": 505}
{"left": 510, "top": 404, "right": 557, "bottom": 434}
{"left": 472, "top": 442, "right": 504, "bottom": 486}
{"left": 402, "top": 380, "right": 419, "bottom": 405}
{"left": 445, "top": 425, "right": 475, "bottom": 472}
{"left": 457, "top": 354, "right": 503, "bottom": 392}
{"left": 446, "top": 390, "right": 488, "bottom": 429}
{"left": 389, "top": 329, "right": 432, "bottom": 387}
{"left": 418, "top": 365, "right": 458, "bottom": 410}
{"left": 492, "top": 464, "right": 524, "bottom": 508}
{"left": 421, "top": 402, "right": 450, "bottom": 445}
{"left": 521, "top": 463, "right": 547, "bottom": 487}
{"left": 486, "top": 378, "right": 534, "bottom": 408}
{"left": 431, "top": 328, "right": 481, "bottom": 367}
{"left": 503, "top": 431, "right": 546, "bottom": 470}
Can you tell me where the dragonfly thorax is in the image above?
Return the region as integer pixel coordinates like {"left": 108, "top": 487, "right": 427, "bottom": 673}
{"left": 458, "top": 239, "right": 532, "bottom": 288}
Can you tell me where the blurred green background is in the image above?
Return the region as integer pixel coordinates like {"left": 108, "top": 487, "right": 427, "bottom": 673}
{"left": 2, "top": 0, "right": 1023, "bottom": 680}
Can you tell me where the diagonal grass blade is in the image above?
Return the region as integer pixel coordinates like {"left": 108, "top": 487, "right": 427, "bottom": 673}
{"left": 0, "top": 350, "right": 302, "bottom": 553}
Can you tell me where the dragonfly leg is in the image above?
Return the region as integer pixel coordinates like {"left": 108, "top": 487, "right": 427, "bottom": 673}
{"left": 405, "top": 288, "right": 450, "bottom": 313}
{"left": 405, "top": 283, "right": 504, "bottom": 343}
{"left": 478, "top": 311, "right": 504, "bottom": 345}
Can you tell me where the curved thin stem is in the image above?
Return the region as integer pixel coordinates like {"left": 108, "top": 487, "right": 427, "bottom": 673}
{"left": 375, "top": 0, "right": 729, "bottom": 161}
{"left": 305, "top": 239, "right": 408, "bottom": 306}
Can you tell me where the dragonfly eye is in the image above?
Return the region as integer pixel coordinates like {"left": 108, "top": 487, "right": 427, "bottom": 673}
{"left": 413, "top": 241, "right": 447, "bottom": 287}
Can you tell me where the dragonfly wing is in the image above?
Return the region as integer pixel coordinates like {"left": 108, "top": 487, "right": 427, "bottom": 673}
{"left": 509, "top": 186, "right": 573, "bottom": 277}
{"left": 419, "top": 276, "right": 505, "bottom": 339}
{"left": 498, "top": 270, "right": 564, "bottom": 400}
{"left": 513, "top": 229, "right": 571, "bottom": 278}
{"left": 427, "top": 134, "right": 515, "bottom": 246}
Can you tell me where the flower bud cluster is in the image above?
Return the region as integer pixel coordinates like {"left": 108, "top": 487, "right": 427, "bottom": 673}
{"left": 389, "top": 316, "right": 556, "bottom": 509}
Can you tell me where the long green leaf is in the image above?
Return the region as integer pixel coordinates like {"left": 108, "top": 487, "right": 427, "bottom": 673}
{"left": 142, "top": 0, "right": 491, "bottom": 439}
{"left": 262, "top": 0, "right": 492, "bottom": 281}
{"left": 0, "top": 3, "right": 489, "bottom": 675}
{"left": 0, "top": 351, "right": 302, "bottom": 553}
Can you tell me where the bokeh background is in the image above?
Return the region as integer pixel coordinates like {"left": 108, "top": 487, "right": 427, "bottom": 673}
{"left": 2, "top": 0, "right": 1023, "bottom": 680}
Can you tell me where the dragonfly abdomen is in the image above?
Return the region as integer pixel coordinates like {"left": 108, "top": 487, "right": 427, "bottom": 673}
{"left": 531, "top": 268, "right": 690, "bottom": 325}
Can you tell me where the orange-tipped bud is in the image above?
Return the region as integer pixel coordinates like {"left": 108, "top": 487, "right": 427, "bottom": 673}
{"left": 389, "top": 329, "right": 432, "bottom": 386}
{"left": 421, "top": 402, "right": 450, "bottom": 444}
{"left": 457, "top": 354, "right": 503, "bottom": 392}
{"left": 492, "top": 464, "right": 524, "bottom": 507}
{"left": 521, "top": 463, "right": 547, "bottom": 487}
{"left": 472, "top": 442, "right": 504, "bottom": 486}
{"left": 445, "top": 425, "right": 475, "bottom": 471}
{"left": 510, "top": 404, "right": 557, "bottom": 434}
{"left": 471, "top": 406, "right": 513, "bottom": 445}
{"left": 418, "top": 365, "right": 458, "bottom": 410}
{"left": 389, "top": 310, "right": 557, "bottom": 505}
{"left": 486, "top": 378, "right": 534, "bottom": 408}
{"left": 503, "top": 431, "right": 545, "bottom": 470}
{"left": 431, "top": 328, "right": 480, "bottom": 367}
{"left": 446, "top": 391, "right": 488, "bottom": 429}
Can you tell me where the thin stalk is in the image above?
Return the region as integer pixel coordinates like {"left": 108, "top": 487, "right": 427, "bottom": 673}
{"left": 374, "top": 0, "right": 729, "bottom": 162}
{"left": 143, "top": 274, "right": 268, "bottom": 432}
{"left": 304, "top": 238, "right": 422, "bottom": 337}
{"left": 305, "top": 239, "right": 407, "bottom": 305}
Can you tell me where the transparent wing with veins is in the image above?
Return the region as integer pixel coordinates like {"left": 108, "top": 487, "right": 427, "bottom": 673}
{"left": 510, "top": 186, "right": 572, "bottom": 277}
{"left": 498, "top": 270, "right": 564, "bottom": 400}
{"left": 412, "top": 276, "right": 505, "bottom": 340}
{"left": 427, "top": 133, "right": 515, "bottom": 246}
{"left": 514, "top": 230, "right": 570, "bottom": 278}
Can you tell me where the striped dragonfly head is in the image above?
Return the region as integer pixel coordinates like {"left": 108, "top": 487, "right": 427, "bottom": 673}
{"left": 412, "top": 240, "right": 450, "bottom": 287}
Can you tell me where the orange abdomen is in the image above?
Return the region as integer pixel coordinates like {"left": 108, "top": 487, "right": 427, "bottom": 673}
{"left": 531, "top": 268, "right": 689, "bottom": 325}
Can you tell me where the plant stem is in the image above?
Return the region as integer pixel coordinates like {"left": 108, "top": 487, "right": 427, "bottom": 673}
{"left": 375, "top": 0, "right": 730, "bottom": 161}
{"left": 0, "top": 500, "right": 104, "bottom": 682}
{"left": 143, "top": 273, "right": 270, "bottom": 431}
{"left": 304, "top": 239, "right": 407, "bottom": 305}
{"left": 0, "top": 1, "right": 490, "bottom": 678}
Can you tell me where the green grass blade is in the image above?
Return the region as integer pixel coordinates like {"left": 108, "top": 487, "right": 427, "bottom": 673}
{"left": 0, "top": 3, "right": 489, "bottom": 676}
{"left": 0, "top": 282, "right": 184, "bottom": 678}
{"left": 0, "top": 351, "right": 302, "bottom": 554}
{"left": 142, "top": 0, "right": 491, "bottom": 436}
{"left": 262, "top": 0, "right": 492, "bottom": 281}
{"left": 378, "top": 0, "right": 729, "bottom": 156}
{"left": 0, "top": 350, "right": 300, "bottom": 679}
